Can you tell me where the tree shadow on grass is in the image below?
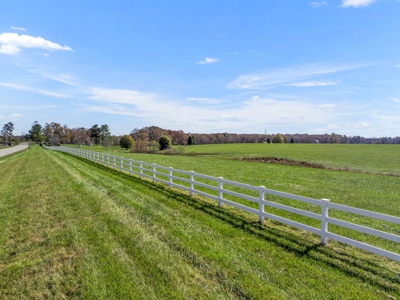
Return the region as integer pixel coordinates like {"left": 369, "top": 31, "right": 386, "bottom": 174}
{"left": 69, "top": 154, "right": 400, "bottom": 295}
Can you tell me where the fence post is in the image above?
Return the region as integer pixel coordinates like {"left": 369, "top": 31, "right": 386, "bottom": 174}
{"left": 140, "top": 161, "right": 143, "bottom": 179}
{"left": 169, "top": 167, "right": 173, "bottom": 189}
{"left": 107, "top": 154, "right": 110, "bottom": 166}
{"left": 218, "top": 177, "right": 224, "bottom": 207}
{"left": 120, "top": 158, "right": 123, "bottom": 172}
{"left": 189, "top": 171, "right": 195, "bottom": 196}
{"left": 102, "top": 154, "right": 104, "bottom": 165}
{"left": 152, "top": 163, "right": 156, "bottom": 183}
{"left": 320, "top": 198, "right": 330, "bottom": 245}
{"left": 259, "top": 186, "right": 265, "bottom": 224}
{"left": 129, "top": 159, "right": 133, "bottom": 175}
{"left": 113, "top": 156, "right": 116, "bottom": 169}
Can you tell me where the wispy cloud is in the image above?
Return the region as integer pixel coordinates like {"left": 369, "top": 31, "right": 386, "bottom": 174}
{"left": 11, "top": 26, "right": 26, "bottom": 31}
{"left": 11, "top": 113, "right": 23, "bottom": 118}
{"left": 217, "top": 114, "right": 240, "bottom": 121}
{"left": 317, "top": 103, "right": 338, "bottom": 110}
{"left": 0, "top": 32, "right": 73, "bottom": 55}
{"left": 346, "top": 122, "right": 371, "bottom": 128}
{"left": 390, "top": 97, "right": 400, "bottom": 103}
{"left": 0, "top": 104, "right": 56, "bottom": 109}
{"left": 396, "top": 64, "right": 400, "bottom": 68}
{"left": 340, "top": 0, "right": 377, "bottom": 7}
{"left": 0, "top": 115, "right": 5, "bottom": 119}
{"left": 187, "top": 97, "right": 223, "bottom": 104}
{"left": 0, "top": 82, "right": 69, "bottom": 98}
{"left": 41, "top": 73, "right": 79, "bottom": 86}
{"left": 287, "top": 80, "right": 339, "bottom": 87}
{"left": 309, "top": 1, "right": 327, "bottom": 8}
{"left": 197, "top": 57, "right": 219, "bottom": 64}
{"left": 227, "top": 63, "right": 362, "bottom": 89}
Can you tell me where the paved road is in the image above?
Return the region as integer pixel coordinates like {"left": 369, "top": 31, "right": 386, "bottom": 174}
{"left": 0, "top": 143, "right": 29, "bottom": 158}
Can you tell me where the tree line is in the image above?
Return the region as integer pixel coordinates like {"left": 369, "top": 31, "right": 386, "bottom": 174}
{"left": 2, "top": 121, "right": 400, "bottom": 149}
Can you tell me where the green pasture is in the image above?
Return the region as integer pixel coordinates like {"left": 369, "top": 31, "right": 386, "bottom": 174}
{"left": 67, "top": 143, "right": 400, "bottom": 175}
{"left": 0, "top": 145, "right": 399, "bottom": 299}
{"left": 63, "top": 144, "right": 400, "bottom": 254}
{"left": 193, "top": 143, "right": 400, "bottom": 174}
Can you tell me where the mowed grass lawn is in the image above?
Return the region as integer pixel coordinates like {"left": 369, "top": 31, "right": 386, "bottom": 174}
{"left": 0, "top": 146, "right": 399, "bottom": 299}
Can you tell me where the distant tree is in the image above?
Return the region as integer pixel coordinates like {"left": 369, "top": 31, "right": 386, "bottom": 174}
{"left": 328, "top": 132, "right": 341, "bottom": 144}
{"left": 272, "top": 134, "right": 284, "bottom": 143}
{"left": 119, "top": 135, "right": 134, "bottom": 150}
{"left": 159, "top": 135, "right": 171, "bottom": 150}
{"left": 27, "top": 121, "right": 44, "bottom": 143}
{"left": 267, "top": 138, "right": 271, "bottom": 144}
{"left": 187, "top": 135, "right": 195, "bottom": 146}
{"left": 100, "top": 124, "right": 111, "bottom": 147}
{"left": 290, "top": 138, "right": 295, "bottom": 144}
{"left": 74, "top": 127, "right": 87, "bottom": 147}
{"left": 89, "top": 124, "right": 101, "bottom": 145}
{"left": 44, "top": 122, "right": 65, "bottom": 146}
{"left": 341, "top": 135, "right": 349, "bottom": 144}
{"left": 187, "top": 135, "right": 193, "bottom": 146}
{"left": 1, "top": 122, "right": 14, "bottom": 145}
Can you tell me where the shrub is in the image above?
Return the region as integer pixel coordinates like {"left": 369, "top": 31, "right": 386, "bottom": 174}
{"left": 272, "top": 134, "right": 284, "bottom": 143}
{"left": 159, "top": 135, "right": 171, "bottom": 150}
{"left": 163, "top": 147, "right": 185, "bottom": 155}
{"left": 119, "top": 135, "right": 134, "bottom": 150}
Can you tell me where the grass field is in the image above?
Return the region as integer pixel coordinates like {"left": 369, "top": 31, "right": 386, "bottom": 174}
{"left": 1, "top": 145, "right": 399, "bottom": 299}
{"left": 67, "top": 143, "right": 400, "bottom": 175}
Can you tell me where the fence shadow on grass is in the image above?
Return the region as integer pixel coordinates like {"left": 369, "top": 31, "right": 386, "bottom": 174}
{"left": 69, "top": 154, "right": 400, "bottom": 294}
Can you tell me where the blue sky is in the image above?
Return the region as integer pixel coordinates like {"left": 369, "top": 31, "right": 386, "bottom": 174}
{"left": 0, "top": 0, "right": 399, "bottom": 137}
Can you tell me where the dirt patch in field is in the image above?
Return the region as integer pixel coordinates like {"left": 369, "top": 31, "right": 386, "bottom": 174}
{"left": 238, "top": 157, "right": 400, "bottom": 177}
{"left": 239, "top": 157, "right": 326, "bottom": 169}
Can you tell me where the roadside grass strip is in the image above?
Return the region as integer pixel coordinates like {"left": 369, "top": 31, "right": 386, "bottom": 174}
{"left": 0, "top": 145, "right": 399, "bottom": 299}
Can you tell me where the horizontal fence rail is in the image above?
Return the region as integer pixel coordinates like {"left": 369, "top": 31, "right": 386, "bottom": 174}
{"left": 43, "top": 145, "right": 400, "bottom": 262}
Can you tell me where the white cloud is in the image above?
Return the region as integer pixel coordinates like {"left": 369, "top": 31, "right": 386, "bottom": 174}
{"left": 327, "top": 124, "right": 340, "bottom": 129}
{"left": 11, "top": 26, "right": 26, "bottom": 31}
{"left": 11, "top": 113, "right": 23, "bottom": 118}
{"left": 41, "top": 73, "right": 79, "bottom": 86}
{"left": 396, "top": 64, "right": 400, "bottom": 68}
{"left": 0, "top": 32, "right": 72, "bottom": 55}
{"left": 197, "top": 57, "right": 219, "bottom": 64}
{"left": 287, "top": 80, "right": 338, "bottom": 87}
{"left": 85, "top": 89, "right": 340, "bottom": 133}
{"left": 309, "top": 1, "right": 327, "bottom": 8}
{"left": 0, "top": 82, "right": 69, "bottom": 98}
{"left": 217, "top": 114, "right": 240, "bottom": 121}
{"left": 340, "top": 0, "right": 377, "bottom": 7}
{"left": 227, "top": 63, "right": 362, "bottom": 89}
{"left": 0, "top": 115, "right": 5, "bottom": 119}
{"left": 346, "top": 122, "right": 371, "bottom": 128}
{"left": 317, "top": 103, "right": 337, "bottom": 110}
{"left": 389, "top": 98, "right": 400, "bottom": 103}
{"left": 187, "top": 97, "right": 223, "bottom": 104}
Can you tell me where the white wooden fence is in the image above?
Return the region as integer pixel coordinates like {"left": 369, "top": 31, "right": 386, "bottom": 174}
{"left": 44, "top": 145, "right": 400, "bottom": 262}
